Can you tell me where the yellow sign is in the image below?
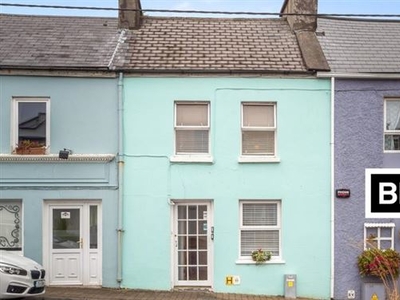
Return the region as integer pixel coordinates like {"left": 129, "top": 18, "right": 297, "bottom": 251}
{"left": 371, "top": 293, "right": 379, "bottom": 300}
{"left": 225, "top": 276, "right": 233, "bottom": 285}
{"left": 287, "top": 281, "right": 294, "bottom": 288}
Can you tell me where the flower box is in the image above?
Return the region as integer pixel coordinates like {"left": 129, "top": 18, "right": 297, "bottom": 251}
{"left": 15, "top": 147, "right": 46, "bottom": 155}
{"left": 14, "top": 140, "right": 46, "bottom": 155}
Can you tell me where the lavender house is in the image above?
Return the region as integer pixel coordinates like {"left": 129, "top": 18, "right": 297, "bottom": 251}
{"left": 317, "top": 17, "right": 400, "bottom": 299}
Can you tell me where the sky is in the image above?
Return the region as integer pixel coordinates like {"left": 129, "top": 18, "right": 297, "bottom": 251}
{"left": 1, "top": 0, "right": 400, "bottom": 19}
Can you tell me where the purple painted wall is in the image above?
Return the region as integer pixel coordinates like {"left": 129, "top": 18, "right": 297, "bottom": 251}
{"left": 334, "top": 79, "right": 400, "bottom": 299}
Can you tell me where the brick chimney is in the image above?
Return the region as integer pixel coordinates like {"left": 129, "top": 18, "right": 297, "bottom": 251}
{"left": 280, "top": 0, "right": 317, "bottom": 32}
{"left": 118, "top": 0, "right": 142, "bottom": 29}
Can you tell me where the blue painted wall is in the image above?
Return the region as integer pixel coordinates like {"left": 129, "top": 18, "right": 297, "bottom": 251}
{"left": 122, "top": 77, "right": 331, "bottom": 298}
{"left": 0, "top": 75, "right": 120, "bottom": 287}
{"left": 334, "top": 79, "right": 400, "bottom": 299}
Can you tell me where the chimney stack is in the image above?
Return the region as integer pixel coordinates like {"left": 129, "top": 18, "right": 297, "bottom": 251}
{"left": 119, "top": 0, "right": 142, "bottom": 29}
{"left": 280, "top": 0, "right": 317, "bottom": 32}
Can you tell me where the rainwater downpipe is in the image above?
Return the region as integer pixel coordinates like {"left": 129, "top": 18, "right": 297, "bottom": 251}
{"left": 330, "top": 76, "right": 335, "bottom": 299}
{"left": 117, "top": 72, "right": 125, "bottom": 287}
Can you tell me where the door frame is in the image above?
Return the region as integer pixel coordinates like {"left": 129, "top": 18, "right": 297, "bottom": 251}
{"left": 43, "top": 200, "right": 102, "bottom": 286}
{"left": 170, "top": 200, "right": 214, "bottom": 289}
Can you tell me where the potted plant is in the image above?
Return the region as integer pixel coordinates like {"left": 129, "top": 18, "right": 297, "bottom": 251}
{"left": 14, "top": 140, "right": 46, "bottom": 155}
{"left": 358, "top": 248, "right": 400, "bottom": 279}
{"left": 251, "top": 249, "right": 271, "bottom": 264}
{"left": 358, "top": 248, "right": 400, "bottom": 300}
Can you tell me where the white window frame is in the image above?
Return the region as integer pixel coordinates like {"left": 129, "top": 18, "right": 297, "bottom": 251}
{"left": 364, "top": 223, "right": 395, "bottom": 250}
{"left": 384, "top": 98, "right": 400, "bottom": 152}
{"left": 11, "top": 97, "right": 50, "bottom": 154}
{"left": 239, "top": 102, "right": 279, "bottom": 163}
{"left": 170, "top": 101, "right": 213, "bottom": 163}
{"left": 237, "top": 200, "right": 283, "bottom": 264}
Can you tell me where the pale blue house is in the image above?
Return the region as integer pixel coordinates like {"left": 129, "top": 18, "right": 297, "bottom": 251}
{"left": 0, "top": 14, "right": 122, "bottom": 288}
{"left": 118, "top": 0, "right": 332, "bottom": 298}
{"left": 317, "top": 17, "right": 400, "bottom": 299}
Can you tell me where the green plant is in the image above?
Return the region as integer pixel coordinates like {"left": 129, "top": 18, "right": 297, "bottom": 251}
{"left": 357, "top": 248, "right": 400, "bottom": 279}
{"left": 251, "top": 249, "right": 271, "bottom": 264}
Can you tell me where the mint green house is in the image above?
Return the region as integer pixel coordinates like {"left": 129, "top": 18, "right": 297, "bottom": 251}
{"left": 118, "top": 0, "right": 332, "bottom": 298}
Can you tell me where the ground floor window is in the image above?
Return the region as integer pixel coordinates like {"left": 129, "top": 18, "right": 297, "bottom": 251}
{"left": 364, "top": 223, "right": 394, "bottom": 250}
{"left": 239, "top": 200, "right": 281, "bottom": 260}
{"left": 0, "top": 200, "right": 22, "bottom": 250}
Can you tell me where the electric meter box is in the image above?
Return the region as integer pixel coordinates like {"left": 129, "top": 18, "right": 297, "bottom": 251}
{"left": 284, "top": 274, "right": 296, "bottom": 298}
{"left": 361, "top": 282, "right": 385, "bottom": 300}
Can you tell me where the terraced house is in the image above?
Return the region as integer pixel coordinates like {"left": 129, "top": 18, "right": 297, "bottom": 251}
{"left": 317, "top": 17, "right": 400, "bottom": 300}
{"left": 2, "top": 0, "right": 333, "bottom": 298}
{"left": 118, "top": 0, "right": 331, "bottom": 298}
{"left": 0, "top": 14, "right": 122, "bottom": 288}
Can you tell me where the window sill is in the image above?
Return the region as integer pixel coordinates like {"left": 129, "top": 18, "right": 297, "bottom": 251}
{"left": 235, "top": 258, "right": 285, "bottom": 265}
{"left": 0, "top": 154, "right": 115, "bottom": 163}
{"left": 238, "top": 156, "right": 280, "bottom": 163}
{"left": 170, "top": 155, "right": 214, "bottom": 163}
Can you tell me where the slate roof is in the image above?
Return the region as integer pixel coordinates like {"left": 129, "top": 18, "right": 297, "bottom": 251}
{"left": 0, "top": 14, "right": 122, "bottom": 70}
{"left": 317, "top": 17, "right": 400, "bottom": 73}
{"left": 0, "top": 14, "right": 313, "bottom": 74}
{"left": 118, "top": 16, "right": 308, "bottom": 73}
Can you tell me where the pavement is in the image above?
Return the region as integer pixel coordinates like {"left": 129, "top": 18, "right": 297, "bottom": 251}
{"left": 31, "top": 286, "right": 313, "bottom": 300}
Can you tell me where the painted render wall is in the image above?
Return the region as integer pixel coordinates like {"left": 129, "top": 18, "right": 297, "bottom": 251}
{"left": 0, "top": 75, "right": 120, "bottom": 287}
{"left": 334, "top": 79, "right": 400, "bottom": 299}
{"left": 122, "top": 77, "right": 331, "bottom": 299}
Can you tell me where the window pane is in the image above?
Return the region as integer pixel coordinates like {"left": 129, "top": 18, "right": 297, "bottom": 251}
{"left": 242, "top": 131, "right": 275, "bottom": 155}
{"left": 243, "top": 203, "right": 277, "bottom": 226}
{"left": 18, "top": 102, "right": 46, "bottom": 146}
{"left": 89, "top": 206, "right": 98, "bottom": 249}
{"left": 176, "top": 130, "right": 209, "bottom": 154}
{"left": 381, "top": 240, "right": 392, "bottom": 250}
{"left": 0, "top": 201, "right": 22, "bottom": 250}
{"left": 241, "top": 230, "right": 279, "bottom": 256}
{"left": 176, "top": 104, "right": 208, "bottom": 126}
{"left": 243, "top": 104, "right": 274, "bottom": 127}
{"left": 386, "top": 100, "right": 400, "bottom": 130}
{"left": 385, "top": 134, "right": 400, "bottom": 151}
{"left": 52, "top": 209, "right": 80, "bottom": 249}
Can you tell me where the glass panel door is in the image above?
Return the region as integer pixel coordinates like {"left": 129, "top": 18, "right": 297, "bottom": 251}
{"left": 175, "top": 203, "right": 211, "bottom": 286}
{"left": 50, "top": 206, "right": 83, "bottom": 285}
{"left": 52, "top": 209, "right": 81, "bottom": 249}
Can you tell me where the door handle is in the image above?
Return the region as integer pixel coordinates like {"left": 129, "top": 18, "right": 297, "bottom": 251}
{"left": 211, "top": 226, "right": 214, "bottom": 241}
{"left": 77, "top": 238, "right": 83, "bottom": 249}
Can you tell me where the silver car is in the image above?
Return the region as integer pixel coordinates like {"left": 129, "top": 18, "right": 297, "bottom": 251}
{"left": 0, "top": 250, "right": 46, "bottom": 299}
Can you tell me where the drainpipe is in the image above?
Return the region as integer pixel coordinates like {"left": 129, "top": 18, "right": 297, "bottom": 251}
{"left": 330, "top": 76, "right": 335, "bottom": 299}
{"left": 117, "top": 72, "right": 125, "bottom": 287}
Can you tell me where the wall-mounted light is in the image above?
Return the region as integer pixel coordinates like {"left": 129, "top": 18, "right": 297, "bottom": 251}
{"left": 59, "top": 148, "right": 72, "bottom": 159}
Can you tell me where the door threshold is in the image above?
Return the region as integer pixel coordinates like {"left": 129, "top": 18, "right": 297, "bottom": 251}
{"left": 173, "top": 286, "right": 213, "bottom": 292}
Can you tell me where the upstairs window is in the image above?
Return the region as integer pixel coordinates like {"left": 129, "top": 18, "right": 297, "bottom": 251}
{"left": 174, "top": 102, "right": 210, "bottom": 155}
{"left": 241, "top": 103, "right": 276, "bottom": 156}
{"left": 12, "top": 98, "right": 50, "bottom": 154}
{"left": 384, "top": 98, "right": 400, "bottom": 151}
{"left": 239, "top": 201, "right": 281, "bottom": 260}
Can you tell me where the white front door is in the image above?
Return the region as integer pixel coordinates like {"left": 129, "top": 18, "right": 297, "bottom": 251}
{"left": 172, "top": 202, "right": 213, "bottom": 288}
{"left": 44, "top": 202, "right": 102, "bottom": 286}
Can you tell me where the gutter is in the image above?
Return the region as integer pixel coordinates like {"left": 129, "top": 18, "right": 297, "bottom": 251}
{"left": 116, "top": 72, "right": 125, "bottom": 287}
{"left": 317, "top": 72, "right": 400, "bottom": 79}
{"left": 330, "top": 77, "right": 335, "bottom": 300}
{"left": 118, "top": 68, "right": 314, "bottom": 76}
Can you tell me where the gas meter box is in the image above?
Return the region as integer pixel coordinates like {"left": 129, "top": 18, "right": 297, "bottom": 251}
{"left": 284, "top": 274, "right": 296, "bottom": 298}
{"left": 361, "top": 282, "right": 385, "bottom": 300}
